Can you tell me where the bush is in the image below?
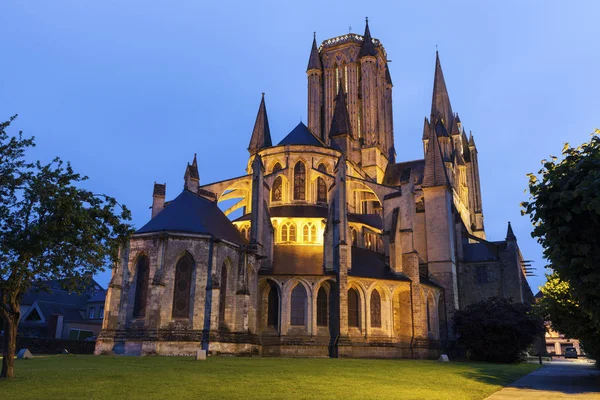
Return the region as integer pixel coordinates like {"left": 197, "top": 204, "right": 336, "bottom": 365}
{"left": 454, "top": 297, "right": 544, "bottom": 363}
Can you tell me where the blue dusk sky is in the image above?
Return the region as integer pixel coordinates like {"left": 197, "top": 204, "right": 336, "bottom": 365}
{"left": 2, "top": 1, "right": 598, "bottom": 292}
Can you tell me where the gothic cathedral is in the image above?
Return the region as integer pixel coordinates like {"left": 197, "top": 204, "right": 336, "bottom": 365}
{"left": 96, "top": 21, "right": 533, "bottom": 358}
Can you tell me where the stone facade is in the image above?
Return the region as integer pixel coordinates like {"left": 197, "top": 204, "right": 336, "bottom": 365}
{"left": 96, "top": 20, "right": 532, "bottom": 359}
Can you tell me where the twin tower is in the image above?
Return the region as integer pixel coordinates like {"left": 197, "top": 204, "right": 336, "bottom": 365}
{"left": 307, "top": 19, "right": 394, "bottom": 182}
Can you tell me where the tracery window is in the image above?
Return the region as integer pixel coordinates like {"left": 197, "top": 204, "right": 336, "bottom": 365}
{"left": 281, "top": 222, "right": 296, "bottom": 242}
{"left": 348, "top": 288, "right": 360, "bottom": 328}
{"left": 267, "top": 283, "right": 279, "bottom": 329}
{"left": 351, "top": 228, "right": 358, "bottom": 247}
{"left": 294, "top": 161, "right": 306, "bottom": 200}
{"left": 219, "top": 262, "right": 227, "bottom": 326}
{"left": 290, "top": 285, "right": 307, "bottom": 326}
{"left": 317, "top": 163, "right": 327, "bottom": 203}
{"left": 370, "top": 290, "right": 381, "bottom": 328}
{"left": 317, "top": 287, "right": 328, "bottom": 327}
{"left": 133, "top": 255, "right": 150, "bottom": 318}
{"left": 272, "top": 176, "right": 283, "bottom": 202}
{"left": 272, "top": 162, "right": 282, "bottom": 172}
{"left": 172, "top": 253, "right": 194, "bottom": 319}
{"left": 302, "top": 222, "right": 317, "bottom": 243}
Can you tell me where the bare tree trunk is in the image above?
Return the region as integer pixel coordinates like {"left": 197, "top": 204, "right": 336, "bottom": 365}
{"left": 1, "top": 314, "right": 17, "bottom": 379}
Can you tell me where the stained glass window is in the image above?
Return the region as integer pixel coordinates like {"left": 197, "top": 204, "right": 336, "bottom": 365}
{"left": 290, "top": 285, "right": 307, "bottom": 326}
{"left": 133, "top": 255, "right": 150, "bottom": 318}
{"left": 272, "top": 176, "right": 282, "bottom": 202}
{"left": 219, "top": 263, "right": 227, "bottom": 326}
{"left": 370, "top": 290, "right": 381, "bottom": 328}
{"left": 294, "top": 162, "right": 306, "bottom": 200}
{"left": 172, "top": 253, "right": 194, "bottom": 319}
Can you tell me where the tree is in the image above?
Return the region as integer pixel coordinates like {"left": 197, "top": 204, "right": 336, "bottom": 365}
{"left": 536, "top": 273, "right": 600, "bottom": 365}
{"left": 522, "top": 130, "right": 600, "bottom": 321}
{"left": 453, "top": 297, "right": 544, "bottom": 363}
{"left": 0, "top": 116, "right": 133, "bottom": 379}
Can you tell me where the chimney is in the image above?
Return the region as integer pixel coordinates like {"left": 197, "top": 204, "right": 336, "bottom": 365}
{"left": 152, "top": 182, "right": 166, "bottom": 218}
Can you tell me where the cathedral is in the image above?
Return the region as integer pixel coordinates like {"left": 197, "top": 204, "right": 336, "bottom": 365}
{"left": 96, "top": 20, "right": 533, "bottom": 358}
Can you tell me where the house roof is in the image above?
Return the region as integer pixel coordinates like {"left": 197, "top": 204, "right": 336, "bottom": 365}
{"left": 136, "top": 190, "right": 247, "bottom": 245}
{"left": 277, "top": 122, "right": 326, "bottom": 147}
{"left": 349, "top": 247, "right": 411, "bottom": 281}
{"left": 383, "top": 159, "right": 425, "bottom": 187}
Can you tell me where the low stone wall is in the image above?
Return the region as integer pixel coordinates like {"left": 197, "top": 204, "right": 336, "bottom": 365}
{"left": 0, "top": 336, "right": 96, "bottom": 354}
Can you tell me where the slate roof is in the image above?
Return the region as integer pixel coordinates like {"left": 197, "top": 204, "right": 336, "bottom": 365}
{"left": 248, "top": 94, "right": 272, "bottom": 154}
{"left": 383, "top": 159, "right": 425, "bottom": 187}
{"left": 306, "top": 34, "right": 322, "bottom": 71}
{"left": 349, "top": 247, "right": 411, "bottom": 281}
{"left": 463, "top": 242, "right": 500, "bottom": 262}
{"left": 358, "top": 19, "right": 378, "bottom": 58}
{"left": 277, "top": 122, "right": 326, "bottom": 147}
{"left": 136, "top": 190, "right": 247, "bottom": 245}
{"left": 431, "top": 51, "right": 454, "bottom": 127}
{"left": 329, "top": 83, "right": 353, "bottom": 138}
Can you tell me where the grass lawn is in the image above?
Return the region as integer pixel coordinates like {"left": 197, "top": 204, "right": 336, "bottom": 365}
{"left": 0, "top": 355, "right": 538, "bottom": 400}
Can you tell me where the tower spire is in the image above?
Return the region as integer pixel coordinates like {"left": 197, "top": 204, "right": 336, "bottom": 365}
{"left": 329, "top": 80, "right": 352, "bottom": 138}
{"left": 248, "top": 93, "right": 272, "bottom": 155}
{"left": 359, "top": 17, "right": 378, "bottom": 58}
{"left": 422, "top": 122, "right": 449, "bottom": 187}
{"left": 431, "top": 51, "right": 453, "bottom": 128}
{"left": 306, "top": 33, "right": 322, "bottom": 71}
{"left": 506, "top": 221, "right": 517, "bottom": 241}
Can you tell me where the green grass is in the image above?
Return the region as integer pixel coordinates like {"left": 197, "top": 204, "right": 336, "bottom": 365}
{"left": 0, "top": 355, "right": 538, "bottom": 400}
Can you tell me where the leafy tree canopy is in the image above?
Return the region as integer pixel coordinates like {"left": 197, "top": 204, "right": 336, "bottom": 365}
{"left": 454, "top": 297, "right": 544, "bottom": 363}
{"left": 522, "top": 130, "right": 600, "bottom": 320}
{"left": 0, "top": 115, "right": 133, "bottom": 379}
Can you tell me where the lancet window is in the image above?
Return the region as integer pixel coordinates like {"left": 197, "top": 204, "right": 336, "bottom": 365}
{"left": 290, "top": 285, "right": 307, "bottom": 326}
{"left": 133, "top": 255, "right": 150, "bottom": 318}
{"left": 172, "top": 253, "right": 194, "bottom": 319}
{"left": 294, "top": 161, "right": 306, "bottom": 200}
{"left": 370, "top": 290, "right": 381, "bottom": 328}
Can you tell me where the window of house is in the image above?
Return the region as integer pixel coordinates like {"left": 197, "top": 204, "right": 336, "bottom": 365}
{"left": 99, "top": 306, "right": 104, "bottom": 318}
{"left": 290, "top": 285, "right": 307, "bottom": 326}
{"left": 133, "top": 255, "right": 150, "bottom": 318}
{"left": 88, "top": 307, "right": 95, "bottom": 319}
{"left": 370, "top": 290, "right": 381, "bottom": 328}
{"left": 476, "top": 265, "right": 488, "bottom": 284}
{"left": 294, "top": 162, "right": 306, "bottom": 200}
{"left": 26, "top": 308, "right": 42, "bottom": 322}
{"left": 317, "top": 287, "right": 328, "bottom": 326}
{"left": 348, "top": 288, "right": 360, "bottom": 328}
{"left": 172, "top": 253, "right": 194, "bottom": 319}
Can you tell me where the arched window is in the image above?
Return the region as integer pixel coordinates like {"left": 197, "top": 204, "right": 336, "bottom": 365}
{"left": 172, "top": 253, "right": 194, "bottom": 319}
{"left": 427, "top": 295, "right": 435, "bottom": 333}
{"left": 317, "top": 287, "right": 328, "bottom": 327}
{"left": 317, "top": 163, "right": 327, "bottom": 203}
{"left": 370, "top": 290, "right": 381, "bottom": 328}
{"left": 219, "top": 262, "right": 227, "bottom": 327}
{"left": 302, "top": 222, "right": 316, "bottom": 243}
{"left": 294, "top": 161, "right": 306, "bottom": 200}
{"left": 281, "top": 222, "right": 296, "bottom": 242}
{"left": 348, "top": 288, "right": 360, "bottom": 328}
{"left": 272, "top": 162, "right": 282, "bottom": 173}
{"left": 351, "top": 228, "right": 358, "bottom": 247}
{"left": 133, "top": 255, "right": 150, "bottom": 318}
{"left": 272, "top": 176, "right": 283, "bottom": 202}
{"left": 267, "top": 282, "right": 279, "bottom": 329}
{"left": 290, "top": 284, "right": 307, "bottom": 326}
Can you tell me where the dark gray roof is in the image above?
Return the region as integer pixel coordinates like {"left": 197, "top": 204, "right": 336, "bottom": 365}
{"left": 383, "top": 159, "right": 425, "bottom": 187}
{"left": 307, "top": 35, "right": 322, "bottom": 71}
{"left": 358, "top": 20, "right": 378, "bottom": 58}
{"left": 21, "top": 278, "right": 103, "bottom": 307}
{"left": 136, "top": 190, "right": 247, "bottom": 245}
{"left": 329, "top": 84, "right": 353, "bottom": 138}
{"left": 431, "top": 51, "right": 454, "bottom": 128}
{"left": 248, "top": 94, "right": 272, "bottom": 154}
{"left": 350, "top": 247, "right": 410, "bottom": 281}
{"left": 277, "top": 122, "right": 325, "bottom": 147}
{"left": 463, "top": 242, "right": 500, "bottom": 262}
{"left": 88, "top": 291, "right": 106, "bottom": 303}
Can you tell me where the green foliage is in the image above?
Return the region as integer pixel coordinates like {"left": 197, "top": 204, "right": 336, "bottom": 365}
{"left": 454, "top": 297, "right": 545, "bottom": 363}
{"left": 522, "top": 130, "right": 600, "bottom": 320}
{"left": 0, "top": 115, "right": 134, "bottom": 379}
{"left": 535, "top": 273, "right": 600, "bottom": 364}
{"left": 0, "top": 356, "right": 539, "bottom": 400}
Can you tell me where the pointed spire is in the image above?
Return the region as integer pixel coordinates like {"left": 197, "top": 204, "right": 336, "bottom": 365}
{"left": 248, "top": 93, "right": 272, "bottom": 154}
{"left": 431, "top": 51, "right": 454, "bottom": 128}
{"left": 422, "top": 117, "right": 430, "bottom": 141}
{"left": 185, "top": 154, "right": 199, "bottom": 180}
{"left": 306, "top": 32, "right": 322, "bottom": 71}
{"left": 359, "top": 17, "right": 378, "bottom": 58}
{"left": 468, "top": 131, "right": 475, "bottom": 147}
{"left": 385, "top": 63, "right": 393, "bottom": 86}
{"left": 329, "top": 81, "right": 353, "bottom": 138}
{"left": 506, "top": 221, "right": 517, "bottom": 241}
{"left": 422, "top": 122, "right": 449, "bottom": 188}
{"left": 191, "top": 153, "right": 197, "bottom": 168}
